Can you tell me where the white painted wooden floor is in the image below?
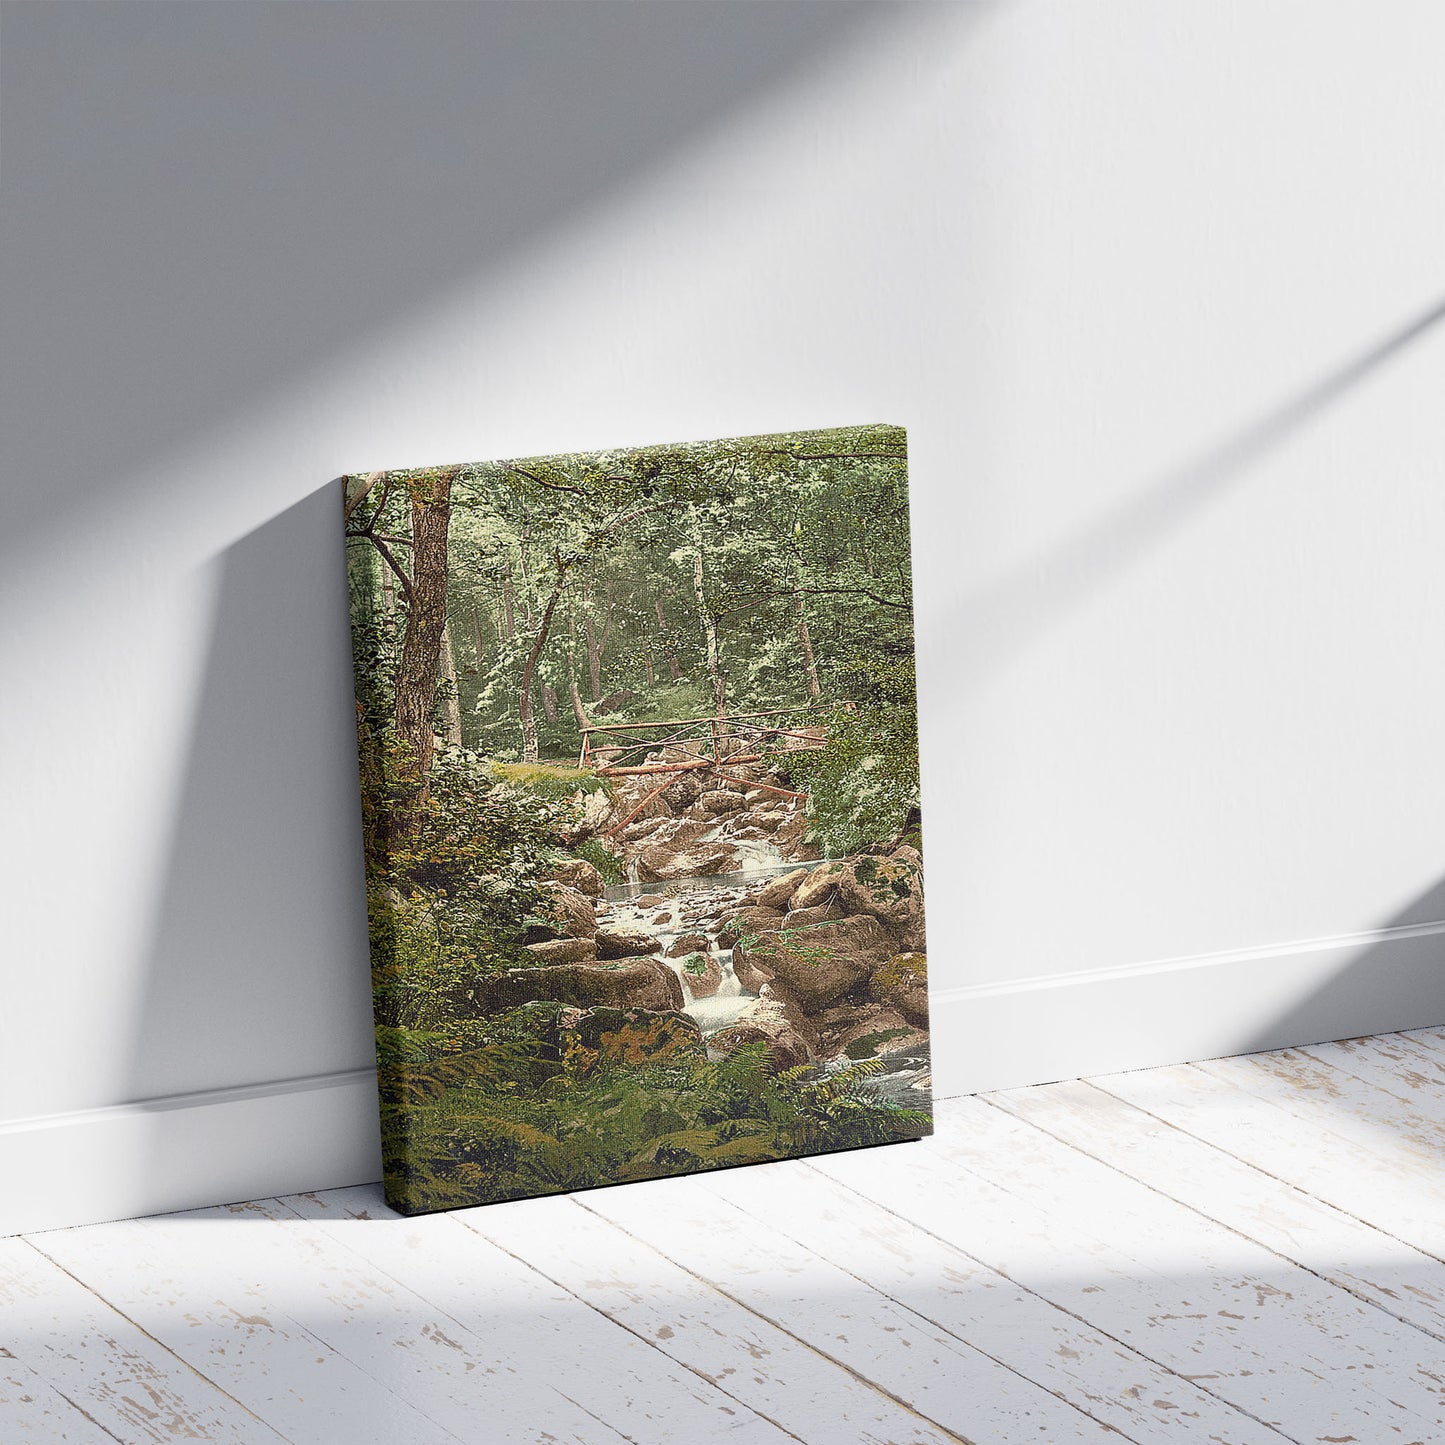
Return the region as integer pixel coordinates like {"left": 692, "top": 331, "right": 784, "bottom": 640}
{"left": 8, "top": 1029, "right": 1445, "bottom": 1444}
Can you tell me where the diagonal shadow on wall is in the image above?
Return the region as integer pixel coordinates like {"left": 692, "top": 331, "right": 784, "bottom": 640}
{"left": 1234, "top": 875, "right": 1445, "bottom": 1058}
{"left": 0, "top": 1, "right": 890, "bottom": 561}
{"left": 941, "top": 294, "right": 1445, "bottom": 691}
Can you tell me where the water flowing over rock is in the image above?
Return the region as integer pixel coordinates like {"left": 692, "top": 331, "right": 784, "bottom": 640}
{"left": 577, "top": 753, "right": 929, "bottom": 1083}
{"left": 675, "top": 950, "right": 722, "bottom": 999}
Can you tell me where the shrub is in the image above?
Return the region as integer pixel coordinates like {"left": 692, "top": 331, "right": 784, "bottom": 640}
{"left": 377, "top": 1020, "right": 930, "bottom": 1214}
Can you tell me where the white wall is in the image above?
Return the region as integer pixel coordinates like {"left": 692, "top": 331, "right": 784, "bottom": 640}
{"left": 5, "top": 0, "right": 1445, "bottom": 1234}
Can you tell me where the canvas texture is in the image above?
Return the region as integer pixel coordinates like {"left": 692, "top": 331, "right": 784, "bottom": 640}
{"left": 344, "top": 425, "right": 931, "bottom": 1214}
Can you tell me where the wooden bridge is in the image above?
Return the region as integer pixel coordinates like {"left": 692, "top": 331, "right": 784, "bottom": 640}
{"left": 577, "top": 707, "right": 830, "bottom": 835}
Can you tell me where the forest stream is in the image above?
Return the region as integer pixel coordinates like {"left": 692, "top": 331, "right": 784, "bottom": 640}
{"left": 348, "top": 423, "right": 932, "bottom": 1212}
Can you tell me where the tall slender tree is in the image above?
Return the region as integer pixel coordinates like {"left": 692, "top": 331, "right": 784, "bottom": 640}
{"left": 392, "top": 468, "right": 455, "bottom": 796}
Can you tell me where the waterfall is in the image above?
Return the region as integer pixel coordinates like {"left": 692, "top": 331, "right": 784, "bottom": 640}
{"left": 597, "top": 879, "right": 759, "bottom": 1036}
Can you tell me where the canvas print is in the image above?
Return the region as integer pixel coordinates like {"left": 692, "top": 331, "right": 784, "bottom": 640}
{"left": 344, "top": 424, "right": 931, "bottom": 1214}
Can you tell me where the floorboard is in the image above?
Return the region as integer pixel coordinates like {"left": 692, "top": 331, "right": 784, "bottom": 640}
{"left": 11, "top": 1030, "right": 1445, "bottom": 1444}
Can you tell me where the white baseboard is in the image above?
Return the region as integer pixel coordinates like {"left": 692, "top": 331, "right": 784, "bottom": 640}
{"left": 929, "top": 917, "right": 1445, "bottom": 1097}
{"left": 0, "top": 1069, "right": 381, "bottom": 1238}
{"left": 7, "top": 920, "right": 1445, "bottom": 1236}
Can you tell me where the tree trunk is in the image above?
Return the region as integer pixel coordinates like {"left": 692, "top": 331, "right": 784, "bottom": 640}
{"left": 583, "top": 587, "right": 602, "bottom": 703}
{"left": 471, "top": 607, "right": 486, "bottom": 673}
{"left": 583, "top": 581, "right": 616, "bottom": 703}
{"left": 440, "top": 619, "right": 464, "bottom": 747}
{"left": 794, "top": 562, "right": 821, "bottom": 700}
{"left": 690, "top": 528, "right": 726, "bottom": 721}
{"left": 518, "top": 562, "right": 569, "bottom": 763}
{"left": 570, "top": 676, "right": 590, "bottom": 733}
{"left": 567, "top": 606, "right": 590, "bottom": 735}
{"left": 500, "top": 563, "right": 516, "bottom": 642}
{"left": 393, "top": 469, "right": 453, "bottom": 801}
{"left": 642, "top": 646, "right": 655, "bottom": 686}
{"left": 541, "top": 684, "right": 559, "bottom": 725}
{"left": 655, "top": 596, "right": 682, "bottom": 682}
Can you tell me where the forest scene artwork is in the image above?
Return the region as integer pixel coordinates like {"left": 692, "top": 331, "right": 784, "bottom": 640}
{"left": 344, "top": 424, "right": 931, "bottom": 1214}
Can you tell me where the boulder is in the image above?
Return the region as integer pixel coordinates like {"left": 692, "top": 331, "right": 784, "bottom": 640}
{"left": 458, "top": 954, "right": 684, "bottom": 1016}
{"left": 674, "top": 950, "right": 722, "bottom": 999}
{"left": 620, "top": 814, "right": 669, "bottom": 842}
{"left": 665, "top": 932, "right": 711, "bottom": 959}
{"left": 620, "top": 789, "right": 674, "bottom": 824}
{"left": 595, "top": 928, "right": 660, "bottom": 960}
{"left": 567, "top": 788, "right": 616, "bottom": 841}
{"left": 788, "top": 861, "right": 852, "bottom": 914}
{"left": 826, "top": 1004, "right": 928, "bottom": 1062}
{"left": 695, "top": 789, "right": 746, "bottom": 815}
{"left": 757, "top": 979, "right": 820, "bottom": 1053}
{"left": 869, "top": 952, "right": 929, "bottom": 1027}
{"left": 525, "top": 937, "right": 597, "bottom": 965}
{"left": 814, "top": 1001, "right": 876, "bottom": 1039}
{"left": 756, "top": 868, "right": 808, "bottom": 911}
{"left": 710, "top": 997, "right": 813, "bottom": 1074}
{"left": 848, "top": 852, "right": 926, "bottom": 936}
{"left": 791, "top": 854, "right": 924, "bottom": 941}
{"left": 735, "top": 914, "right": 893, "bottom": 1012}
{"left": 783, "top": 900, "right": 847, "bottom": 929}
{"left": 664, "top": 773, "right": 705, "bottom": 810}
{"left": 545, "top": 857, "right": 606, "bottom": 899}
{"left": 558, "top": 1006, "right": 703, "bottom": 1075}
{"left": 731, "top": 947, "right": 774, "bottom": 995}
{"left": 526, "top": 883, "right": 597, "bottom": 942}
{"left": 633, "top": 820, "right": 716, "bottom": 881}
{"left": 715, "top": 905, "right": 785, "bottom": 951}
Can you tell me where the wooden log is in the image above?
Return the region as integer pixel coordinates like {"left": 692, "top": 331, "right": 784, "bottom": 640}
{"left": 602, "top": 775, "right": 678, "bottom": 836}
{"left": 596, "top": 754, "right": 766, "bottom": 777}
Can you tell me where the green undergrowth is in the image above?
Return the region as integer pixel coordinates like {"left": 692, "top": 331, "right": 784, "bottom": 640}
{"left": 490, "top": 761, "right": 611, "bottom": 801}
{"left": 569, "top": 837, "right": 626, "bottom": 885}
{"left": 375, "top": 1015, "right": 931, "bottom": 1213}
